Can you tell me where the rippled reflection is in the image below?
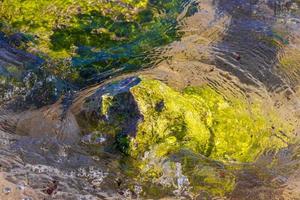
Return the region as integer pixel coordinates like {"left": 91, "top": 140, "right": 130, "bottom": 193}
{"left": 0, "top": 0, "right": 300, "bottom": 199}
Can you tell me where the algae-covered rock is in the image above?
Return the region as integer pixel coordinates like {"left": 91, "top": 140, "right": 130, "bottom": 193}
{"left": 0, "top": 0, "right": 147, "bottom": 57}
{"left": 76, "top": 76, "right": 292, "bottom": 196}
{"left": 0, "top": 0, "right": 185, "bottom": 83}
{"left": 77, "top": 77, "right": 142, "bottom": 153}
{"left": 131, "top": 149, "right": 236, "bottom": 197}
{"left": 135, "top": 78, "right": 291, "bottom": 162}
{"left": 80, "top": 76, "right": 290, "bottom": 161}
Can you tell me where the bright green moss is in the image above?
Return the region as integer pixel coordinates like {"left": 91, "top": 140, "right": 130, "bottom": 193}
{"left": 0, "top": 0, "right": 185, "bottom": 83}
{"left": 101, "top": 94, "right": 114, "bottom": 116}
{"left": 128, "top": 78, "right": 290, "bottom": 162}
{"left": 84, "top": 76, "right": 291, "bottom": 162}
{"left": 78, "top": 76, "right": 292, "bottom": 197}
{"left": 0, "top": 0, "right": 147, "bottom": 57}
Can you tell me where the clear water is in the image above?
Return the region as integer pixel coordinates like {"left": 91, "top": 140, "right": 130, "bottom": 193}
{"left": 1, "top": 0, "right": 300, "bottom": 199}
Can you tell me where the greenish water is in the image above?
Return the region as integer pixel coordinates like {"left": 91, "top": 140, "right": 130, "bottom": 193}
{"left": 0, "top": 0, "right": 184, "bottom": 84}
{"left": 0, "top": 0, "right": 300, "bottom": 199}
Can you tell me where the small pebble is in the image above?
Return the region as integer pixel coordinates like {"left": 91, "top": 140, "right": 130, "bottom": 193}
{"left": 22, "top": 197, "right": 33, "bottom": 200}
{"left": 16, "top": 182, "right": 26, "bottom": 191}
{"left": 3, "top": 187, "right": 11, "bottom": 194}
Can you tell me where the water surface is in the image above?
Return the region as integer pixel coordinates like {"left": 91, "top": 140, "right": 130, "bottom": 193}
{"left": 1, "top": 0, "right": 300, "bottom": 199}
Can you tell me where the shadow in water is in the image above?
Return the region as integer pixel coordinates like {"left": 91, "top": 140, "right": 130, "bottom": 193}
{"left": 212, "top": 0, "right": 297, "bottom": 92}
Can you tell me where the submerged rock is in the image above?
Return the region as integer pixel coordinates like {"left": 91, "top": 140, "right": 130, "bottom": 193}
{"left": 79, "top": 76, "right": 291, "bottom": 162}
{"left": 75, "top": 76, "right": 293, "bottom": 196}
{"left": 0, "top": 0, "right": 185, "bottom": 84}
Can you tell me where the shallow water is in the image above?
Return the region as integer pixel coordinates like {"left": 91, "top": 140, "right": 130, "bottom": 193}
{"left": 1, "top": 0, "right": 300, "bottom": 199}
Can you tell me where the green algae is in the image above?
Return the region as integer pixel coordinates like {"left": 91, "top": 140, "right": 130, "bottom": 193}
{"left": 0, "top": 0, "right": 184, "bottom": 83}
{"left": 129, "top": 78, "right": 290, "bottom": 162}
{"left": 101, "top": 94, "right": 114, "bottom": 116}
{"left": 0, "top": 0, "right": 147, "bottom": 56}
{"left": 127, "top": 149, "right": 236, "bottom": 197}
{"left": 277, "top": 48, "right": 300, "bottom": 83}
{"left": 78, "top": 76, "right": 293, "bottom": 197}
{"left": 280, "top": 49, "right": 300, "bottom": 70}
{"left": 80, "top": 76, "right": 291, "bottom": 162}
{"left": 178, "top": 152, "right": 236, "bottom": 196}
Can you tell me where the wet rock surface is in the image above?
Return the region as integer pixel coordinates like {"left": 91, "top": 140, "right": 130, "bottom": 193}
{"left": 0, "top": 0, "right": 300, "bottom": 199}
